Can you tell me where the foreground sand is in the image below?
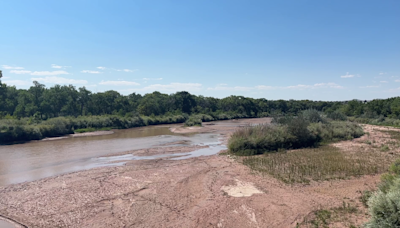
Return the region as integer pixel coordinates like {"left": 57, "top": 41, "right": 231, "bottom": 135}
{"left": 1, "top": 120, "right": 396, "bottom": 228}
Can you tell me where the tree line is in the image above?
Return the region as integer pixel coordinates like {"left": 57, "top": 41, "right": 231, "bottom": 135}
{"left": 1, "top": 71, "right": 400, "bottom": 120}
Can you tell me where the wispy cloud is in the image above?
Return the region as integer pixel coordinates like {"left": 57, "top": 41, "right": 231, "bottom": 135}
{"left": 256, "top": 85, "right": 274, "bottom": 90}
{"left": 10, "top": 70, "right": 32, "bottom": 74}
{"left": 395, "top": 79, "right": 400, "bottom": 82}
{"left": 285, "top": 83, "right": 343, "bottom": 89}
{"left": 31, "top": 71, "right": 69, "bottom": 76}
{"left": 2, "top": 80, "right": 31, "bottom": 86}
{"left": 117, "top": 69, "right": 137, "bottom": 73}
{"left": 143, "top": 77, "right": 163, "bottom": 81}
{"left": 2, "top": 65, "right": 24, "bottom": 70}
{"left": 9, "top": 70, "right": 69, "bottom": 76}
{"left": 140, "top": 83, "right": 202, "bottom": 92}
{"left": 207, "top": 86, "right": 253, "bottom": 92}
{"left": 207, "top": 82, "right": 343, "bottom": 92}
{"left": 31, "top": 76, "right": 87, "bottom": 84}
{"left": 360, "top": 85, "right": 380, "bottom": 88}
{"left": 51, "top": 64, "right": 70, "bottom": 69}
{"left": 380, "top": 81, "right": 388, "bottom": 83}
{"left": 81, "top": 70, "right": 101, "bottom": 74}
{"left": 99, "top": 80, "right": 140, "bottom": 86}
{"left": 340, "top": 72, "right": 360, "bottom": 78}
{"left": 97, "top": 66, "right": 106, "bottom": 70}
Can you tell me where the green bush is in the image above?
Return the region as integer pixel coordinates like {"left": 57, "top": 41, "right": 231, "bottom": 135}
{"left": 228, "top": 124, "right": 293, "bottom": 155}
{"left": 184, "top": 117, "right": 202, "bottom": 126}
{"left": 302, "top": 109, "right": 327, "bottom": 123}
{"left": 229, "top": 120, "right": 363, "bottom": 156}
{"left": 327, "top": 111, "right": 347, "bottom": 121}
{"left": 365, "top": 178, "right": 400, "bottom": 228}
{"left": 308, "top": 121, "right": 364, "bottom": 143}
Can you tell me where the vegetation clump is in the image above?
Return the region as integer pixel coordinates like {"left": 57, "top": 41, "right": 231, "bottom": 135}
{"left": 228, "top": 109, "right": 364, "bottom": 156}
{"left": 364, "top": 158, "right": 400, "bottom": 228}
{"left": 184, "top": 117, "right": 202, "bottom": 127}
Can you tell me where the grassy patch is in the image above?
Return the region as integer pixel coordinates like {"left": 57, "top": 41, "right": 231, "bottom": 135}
{"left": 299, "top": 202, "right": 359, "bottom": 228}
{"left": 379, "top": 129, "right": 400, "bottom": 141}
{"left": 242, "top": 145, "right": 388, "bottom": 183}
{"left": 74, "top": 127, "right": 112, "bottom": 133}
{"left": 380, "top": 144, "right": 390, "bottom": 152}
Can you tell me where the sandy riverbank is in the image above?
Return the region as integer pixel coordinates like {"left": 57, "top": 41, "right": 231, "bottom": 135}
{"left": 0, "top": 119, "right": 397, "bottom": 227}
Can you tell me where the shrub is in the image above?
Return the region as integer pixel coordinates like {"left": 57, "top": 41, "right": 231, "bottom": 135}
{"left": 327, "top": 111, "right": 347, "bottom": 121}
{"left": 229, "top": 119, "right": 363, "bottom": 156}
{"left": 184, "top": 117, "right": 202, "bottom": 126}
{"left": 302, "top": 109, "right": 327, "bottom": 123}
{"left": 365, "top": 178, "right": 400, "bottom": 228}
{"left": 228, "top": 124, "right": 296, "bottom": 155}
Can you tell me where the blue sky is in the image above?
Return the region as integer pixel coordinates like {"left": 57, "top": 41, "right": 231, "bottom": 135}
{"left": 1, "top": 0, "right": 399, "bottom": 101}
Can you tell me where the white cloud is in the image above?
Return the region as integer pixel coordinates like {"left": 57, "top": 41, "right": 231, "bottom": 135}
{"left": 207, "top": 86, "right": 253, "bottom": 92}
{"left": 2, "top": 80, "right": 30, "bottom": 86}
{"left": 99, "top": 80, "right": 140, "bottom": 86}
{"left": 81, "top": 70, "right": 101, "bottom": 74}
{"left": 142, "top": 77, "right": 163, "bottom": 81}
{"left": 9, "top": 70, "right": 69, "bottom": 76}
{"left": 386, "top": 87, "right": 400, "bottom": 93}
{"left": 51, "top": 64, "right": 63, "bottom": 69}
{"left": 140, "top": 83, "right": 202, "bottom": 92}
{"left": 256, "top": 85, "right": 274, "bottom": 90}
{"left": 360, "top": 85, "right": 380, "bottom": 88}
{"left": 395, "top": 79, "right": 400, "bottom": 82}
{"left": 207, "top": 82, "right": 343, "bottom": 92}
{"left": 2, "top": 65, "right": 24, "bottom": 70}
{"left": 380, "top": 81, "right": 388, "bottom": 83}
{"left": 340, "top": 72, "right": 360, "bottom": 78}
{"left": 285, "top": 83, "right": 343, "bottom": 89}
{"left": 117, "top": 69, "right": 137, "bottom": 73}
{"left": 97, "top": 66, "right": 106, "bottom": 70}
{"left": 31, "top": 71, "right": 69, "bottom": 76}
{"left": 31, "top": 76, "right": 87, "bottom": 84}
{"left": 10, "top": 70, "right": 32, "bottom": 74}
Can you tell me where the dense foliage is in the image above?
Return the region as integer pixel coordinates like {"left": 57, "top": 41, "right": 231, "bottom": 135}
{"left": 3, "top": 73, "right": 400, "bottom": 120}
{"left": 228, "top": 110, "right": 364, "bottom": 155}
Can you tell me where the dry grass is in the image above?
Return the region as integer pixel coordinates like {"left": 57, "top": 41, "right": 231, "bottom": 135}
{"left": 242, "top": 145, "right": 390, "bottom": 184}
{"left": 298, "top": 202, "right": 360, "bottom": 228}
{"left": 241, "top": 125, "right": 400, "bottom": 184}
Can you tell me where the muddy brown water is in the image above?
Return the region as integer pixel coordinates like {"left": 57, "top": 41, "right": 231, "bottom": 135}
{"left": 0, "top": 120, "right": 245, "bottom": 187}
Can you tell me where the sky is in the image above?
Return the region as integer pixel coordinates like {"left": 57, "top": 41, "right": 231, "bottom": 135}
{"left": 1, "top": 0, "right": 399, "bottom": 101}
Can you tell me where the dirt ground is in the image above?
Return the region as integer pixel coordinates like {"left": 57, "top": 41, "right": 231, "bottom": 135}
{"left": 0, "top": 120, "right": 395, "bottom": 228}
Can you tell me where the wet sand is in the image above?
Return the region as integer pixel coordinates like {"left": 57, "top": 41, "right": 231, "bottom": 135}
{"left": 0, "top": 119, "right": 394, "bottom": 228}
